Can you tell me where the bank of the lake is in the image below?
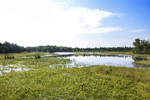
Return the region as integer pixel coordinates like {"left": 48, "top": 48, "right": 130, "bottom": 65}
{"left": 102, "top": 51, "right": 150, "bottom": 66}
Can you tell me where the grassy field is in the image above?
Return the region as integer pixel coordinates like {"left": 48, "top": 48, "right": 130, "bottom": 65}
{"left": 0, "top": 66, "right": 150, "bottom": 99}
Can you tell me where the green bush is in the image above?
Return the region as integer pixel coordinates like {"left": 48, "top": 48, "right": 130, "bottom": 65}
{"left": 4, "top": 56, "right": 15, "bottom": 59}
{"left": 34, "top": 54, "right": 41, "bottom": 59}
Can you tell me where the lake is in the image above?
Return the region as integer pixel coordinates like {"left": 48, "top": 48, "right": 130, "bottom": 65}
{"left": 55, "top": 52, "right": 150, "bottom": 68}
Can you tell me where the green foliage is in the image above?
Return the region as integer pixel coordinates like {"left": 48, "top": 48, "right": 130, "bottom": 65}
{"left": 0, "top": 41, "right": 133, "bottom": 54}
{"left": 25, "top": 46, "right": 133, "bottom": 53}
{"left": 133, "top": 38, "right": 150, "bottom": 54}
{"left": 0, "top": 42, "right": 24, "bottom": 53}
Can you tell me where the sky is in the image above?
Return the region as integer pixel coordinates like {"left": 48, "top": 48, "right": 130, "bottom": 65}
{"left": 0, "top": 0, "right": 150, "bottom": 47}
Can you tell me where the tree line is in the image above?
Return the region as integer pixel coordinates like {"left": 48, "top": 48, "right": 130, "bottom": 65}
{"left": 0, "top": 41, "right": 133, "bottom": 53}
{"left": 0, "top": 42, "right": 24, "bottom": 53}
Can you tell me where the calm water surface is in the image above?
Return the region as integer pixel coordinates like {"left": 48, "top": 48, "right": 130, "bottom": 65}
{"left": 53, "top": 52, "right": 149, "bottom": 68}
{"left": 64, "top": 55, "right": 137, "bottom": 68}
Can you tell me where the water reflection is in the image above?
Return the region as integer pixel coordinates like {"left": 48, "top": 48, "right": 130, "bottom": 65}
{"left": 64, "top": 56, "right": 134, "bottom": 67}
{"left": 0, "top": 65, "right": 29, "bottom": 75}
{"left": 63, "top": 55, "right": 150, "bottom": 68}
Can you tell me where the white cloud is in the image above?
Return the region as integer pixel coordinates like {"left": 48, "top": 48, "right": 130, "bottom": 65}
{"left": 82, "top": 27, "right": 122, "bottom": 34}
{"left": 0, "top": 0, "right": 120, "bottom": 47}
{"left": 129, "top": 29, "right": 146, "bottom": 33}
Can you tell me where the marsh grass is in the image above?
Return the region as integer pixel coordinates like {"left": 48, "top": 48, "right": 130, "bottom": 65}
{"left": 0, "top": 66, "right": 150, "bottom": 99}
{"left": 102, "top": 51, "right": 150, "bottom": 57}
{"left": 0, "top": 52, "right": 70, "bottom": 74}
{"left": 0, "top": 57, "right": 70, "bottom": 69}
{"left": 133, "top": 60, "right": 150, "bottom": 66}
{"left": 74, "top": 52, "right": 97, "bottom": 56}
{"left": 0, "top": 52, "right": 56, "bottom": 59}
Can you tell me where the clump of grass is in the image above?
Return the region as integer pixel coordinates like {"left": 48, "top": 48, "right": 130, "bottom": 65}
{"left": 34, "top": 54, "right": 41, "bottom": 59}
{"left": 4, "top": 56, "right": 15, "bottom": 59}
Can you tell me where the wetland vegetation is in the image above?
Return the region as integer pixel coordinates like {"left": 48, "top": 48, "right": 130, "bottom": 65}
{"left": 1, "top": 64, "right": 150, "bottom": 99}
{"left": 1, "top": 39, "right": 150, "bottom": 99}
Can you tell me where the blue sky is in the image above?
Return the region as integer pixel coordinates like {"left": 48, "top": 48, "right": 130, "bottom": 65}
{"left": 73, "top": 0, "right": 150, "bottom": 47}
{"left": 0, "top": 0, "right": 149, "bottom": 47}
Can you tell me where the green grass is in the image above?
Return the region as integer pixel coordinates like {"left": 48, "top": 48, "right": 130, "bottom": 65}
{"left": 0, "top": 52, "right": 69, "bottom": 68}
{"left": 0, "top": 52, "right": 56, "bottom": 59}
{"left": 74, "top": 52, "right": 102, "bottom": 56}
{"left": 0, "top": 52, "right": 71, "bottom": 75}
{"left": 101, "top": 51, "right": 133, "bottom": 55}
{"left": 0, "top": 66, "right": 150, "bottom": 99}
{"left": 74, "top": 51, "right": 135, "bottom": 56}
{"left": 133, "top": 60, "right": 150, "bottom": 66}
{"left": 0, "top": 57, "right": 71, "bottom": 75}
{"left": 0, "top": 58, "right": 70, "bottom": 69}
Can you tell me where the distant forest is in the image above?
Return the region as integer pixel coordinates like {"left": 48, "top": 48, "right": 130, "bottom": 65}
{"left": 0, "top": 41, "right": 132, "bottom": 53}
